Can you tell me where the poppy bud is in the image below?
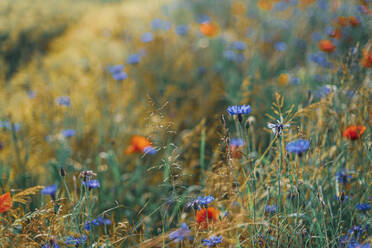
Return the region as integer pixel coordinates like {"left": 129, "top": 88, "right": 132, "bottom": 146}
{"left": 60, "top": 167, "right": 66, "bottom": 177}
{"left": 245, "top": 120, "right": 250, "bottom": 129}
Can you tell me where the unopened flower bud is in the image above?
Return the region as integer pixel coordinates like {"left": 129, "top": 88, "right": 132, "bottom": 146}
{"left": 60, "top": 167, "right": 66, "bottom": 177}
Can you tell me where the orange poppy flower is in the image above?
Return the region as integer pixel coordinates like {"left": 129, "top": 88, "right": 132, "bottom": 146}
{"left": 298, "top": 0, "right": 316, "bottom": 8}
{"left": 196, "top": 207, "right": 219, "bottom": 227}
{"left": 342, "top": 125, "right": 366, "bottom": 140}
{"left": 278, "top": 73, "right": 290, "bottom": 86}
{"left": 329, "top": 28, "right": 342, "bottom": 40}
{"left": 0, "top": 192, "right": 12, "bottom": 213}
{"left": 125, "top": 135, "right": 153, "bottom": 154}
{"left": 257, "top": 0, "right": 273, "bottom": 10}
{"left": 231, "top": 1, "right": 246, "bottom": 15}
{"left": 199, "top": 22, "right": 219, "bottom": 37}
{"left": 348, "top": 16, "right": 360, "bottom": 27}
{"left": 318, "top": 40, "right": 335, "bottom": 53}
{"left": 337, "top": 16, "right": 348, "bottom": 27}
{"left": 361, "top": 49, "right": 372, "bottom": 68}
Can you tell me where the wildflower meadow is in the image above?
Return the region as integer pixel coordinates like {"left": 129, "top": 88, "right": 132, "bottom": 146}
{"left": 0, "top": 0, "right": 371, "bottom": 247}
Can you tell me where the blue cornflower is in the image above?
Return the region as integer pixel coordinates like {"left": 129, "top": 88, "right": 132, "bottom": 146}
{"left": 314, "top": 85, "right": 336, "bottom": 98}
{"left": 267, "top": 117, "right": 290, "bottom": 136}
{"left": 65, "top": 235, "right": 87, "bottom": 246}
{"left": 28, "top": 91, "right": 36, "bottom": 99}
{"left": 356, "top": 203, "right": 370, "bottom": 212}
{"left": 290, "top": 77, "right": 300, "bottom": 85}
{"left": 96, "top": 216, "right": 112, "bottom": 225}
{"left": 151, "top": 18, "right": 163, "bottom": 30}
{"left": 340, "top": 235, "right": 357, "bottom": 247}
{"left": 141, "top": 32, "right": 154, "bottom": 43}
{"left": 197, "top": 66, "right": 207, "bottom": 76}
{"left": 150, "top": 18, "right": 170, "bottom": 30}
{"left": 0, "top": 121, "right": 21, "bottom": 131}
{"left": 336, "top": 170, "right": 352, "bottom": 184}
{"left": 143, "top": 146, "right": 157, "bottom": 155}
{"left": 231, "top": 41, "right": 246, "bottom": 50}
{"left": 264, "top": 205, "right": 277, "bottom": 214}
{"left": 347, "top": 225, "right": 368, "bottom": 240}
{"left": 348, "top": 242, "right": 372, "bottom": 248}
{"left": 126, "top": 54, "right": 142, "bottom": 65}
{"left": 175, "top": 25, "right": 189, "bottom": 36}
{"left": 230, "top": 138, "right": 245, "bottom": 147}
{"left": 0, "top": 121, "right": 10, "bottom": 129}
{"left": 108, "top": 64, "right": 128, "bottom": 80}
{"left": 108, "top": 64, "right": 124, "bottom": 74}
{"left": 223, "top": 50, "right": 236, "bottom": 61}
{"left": 198, "top": 195, "right": 215, "bottom": 205}
{"left": 311, "top": 32, "right": 322, "bottom": 42}
{"left": 274, "top": 1, "right": 289, "bottom": 11}
{"left": 62, "top": 129, "right": 75, "bottom": 138}
{"left": 317, "top": 0, "right": 328, "bottom": 9}
{"left": 83, "top": 220, "right": 100, "bottom": 231}
{"left": 285, "top": 139, "right": 310, "bottom": 155}
{"left": 227, "top": 105, "right": 252, "bottom": 116}
{"left": 56, "top": 96, "right": 71, "bottom": 106}
{"left": 347, "top": 90, "right": 356, "bottom": 98}
{"left": 168, "top": 223, "right": 191, "bottom": 242}
{"left": 42, "top": 185, "right": 58, "bottom": 200}
{"left": 309, "top": 52, "right": 333, "bottom": 68}
{"left": 196, "top": 15, "right": 210, "bottom": 24}
{"left": 186, "top": 198, "right": 201, "bottom": 209}
{"left": 91, "top": 218, "right": 100, "bottom": 226}
{"left": 84, "top": 217, "right": 111, "bottom": 230}
{"left": 112, "top": 72, "right": 128, "bottom": 81}
{"left": 323, "top": 85, "right": 336, "bottom": 95}
{"left": 82, "top": 180, "right": 100, "bottom": 190}
{"left": 202, "top": 235, "right": 223, "bottom": 247}
{"left": 274, "top": 41, "right": 287, "bottom": 51}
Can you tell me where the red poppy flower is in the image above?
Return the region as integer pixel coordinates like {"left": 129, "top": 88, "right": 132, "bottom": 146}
{"left": 196, "top": 207, "right": 219, "bottom": 227}
{"left": 343, "top": 125, "right": 366, "bottom": 140}
{"left": 318, "top": 40, "right": 335, "bottom": 53}
{"left": 199, "top": 22, "right": 219, "bottom": 37}
{"left": 125, "top": 135, "right": 153, "bottom": 154}
{"left": 348, "top": 16, "right": 360, "bottom": 27}
{"left": 337, "top": 16, "right": 348, "bottom": 27}
{"left": 361, "top": 49, "right": 372, "bottom": 68}
{"left": 0, "top": 192, "right": 12, "bottom": 213}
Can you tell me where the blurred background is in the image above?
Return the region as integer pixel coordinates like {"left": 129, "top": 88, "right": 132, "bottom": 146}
{"left": 0, "top": 0, "right": 371, "bottom": 246}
